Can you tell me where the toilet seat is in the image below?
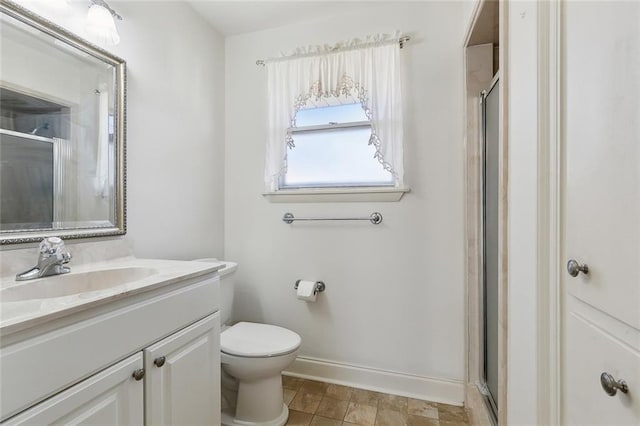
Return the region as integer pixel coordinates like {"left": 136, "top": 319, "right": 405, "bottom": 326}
{"left": 221, "top": 322, "right": 301, "bottom": 358}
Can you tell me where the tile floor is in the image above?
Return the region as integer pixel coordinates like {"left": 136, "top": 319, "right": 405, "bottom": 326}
{"left": 282, "top": 376, "right": 471, "bottom": 426}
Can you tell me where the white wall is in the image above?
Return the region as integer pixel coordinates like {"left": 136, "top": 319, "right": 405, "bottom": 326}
{"left": 112, "top": 2, "right": 225, "bottom": 260}
{"left": 462, "top": 0, "right": 479, "bottom": 32}
{"left": 9, "top": 1, "right": 226, "bottom": 260}
{"left": 224, "top": 2, "right": 467, "bottom": 400}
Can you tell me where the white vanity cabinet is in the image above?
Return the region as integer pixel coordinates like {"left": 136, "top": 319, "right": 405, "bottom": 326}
{"left": 0, "top": 268, "right": 222, "bottom": 425}
{"left": 3, "top": 313, "right": 220, "bottom": 426}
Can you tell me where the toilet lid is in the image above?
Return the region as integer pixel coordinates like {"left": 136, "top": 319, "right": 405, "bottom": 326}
{"left": 221, "top": 322, "right": 301, "bottom": 358}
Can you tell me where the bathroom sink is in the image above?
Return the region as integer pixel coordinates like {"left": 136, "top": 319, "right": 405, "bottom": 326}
{"left": 1, "top": 267, "right": 158, "bottom": 302}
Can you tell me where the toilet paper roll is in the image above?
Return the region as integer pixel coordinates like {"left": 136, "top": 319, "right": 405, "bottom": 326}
{"left": 296, "top": 280, "right": 317, "bottom": 302}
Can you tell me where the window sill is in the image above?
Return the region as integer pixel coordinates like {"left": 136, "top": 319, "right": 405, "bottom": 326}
{"left": 262, "top": 187, "right": 410, "bottom": 203}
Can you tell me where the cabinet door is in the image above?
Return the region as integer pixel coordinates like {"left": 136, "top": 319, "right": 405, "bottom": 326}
{"left": 561, "top": 1, "right": 640, "bottom": 424}
{"left": 3, "top": 353, "right": 143, "bottom": 425}
{"left": 144, "top": 312, "right": 220, "bottom": 426}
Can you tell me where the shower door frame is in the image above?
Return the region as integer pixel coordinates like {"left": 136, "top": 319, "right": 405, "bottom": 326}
{"left": 479, "top": 72, "right": 500, "bottom": 422}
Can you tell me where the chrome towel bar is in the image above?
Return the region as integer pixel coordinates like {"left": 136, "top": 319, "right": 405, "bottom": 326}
{"left": 282, "top": 212, "right": 383, "bottom": 225}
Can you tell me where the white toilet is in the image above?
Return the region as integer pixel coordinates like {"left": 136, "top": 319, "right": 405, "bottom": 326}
{"left": 198, "top": 259, "right": 302, "bottom": 426}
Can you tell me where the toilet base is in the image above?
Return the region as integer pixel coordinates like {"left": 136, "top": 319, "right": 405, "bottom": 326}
{"left": 221, "top": 403, "right": 288, "bottom": 426}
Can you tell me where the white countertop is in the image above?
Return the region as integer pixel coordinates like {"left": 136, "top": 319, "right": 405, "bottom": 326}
{"left": 0, "top": 242, "right": 224, "bottom": 335}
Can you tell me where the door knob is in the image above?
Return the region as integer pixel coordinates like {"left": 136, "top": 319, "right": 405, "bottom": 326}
{"left": 132, "top": 369, "right": 145, "bottom": 381}
{"left": 600, "top": 372, "right": 628, "bottom": 396}
{"left": 567, "top": 259, "right": 589, "bottom": 277}
{"left": 154, "top": 356, "right": 166, "bottom": 367}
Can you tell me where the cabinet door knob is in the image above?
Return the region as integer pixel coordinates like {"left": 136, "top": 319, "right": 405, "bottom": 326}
{"left": 600, "top": 372, "right": 628, "bottom": 396}
{"left": 132, "top": 369, "right": 145, "bottom": 381}
{"left": 154, "top": 356, "right": 166, "bottom": 367}
{"left": 567, "top": 259, "right": 589, "bottom": 277}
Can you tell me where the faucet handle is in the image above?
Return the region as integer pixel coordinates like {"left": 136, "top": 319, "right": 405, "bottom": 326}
{"left": 39, "top": 237, "right": 65, "bottom": 256}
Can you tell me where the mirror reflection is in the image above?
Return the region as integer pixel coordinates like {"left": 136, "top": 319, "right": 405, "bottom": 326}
{"left": 0, "top": 1, "right": 126, "bottom": 243}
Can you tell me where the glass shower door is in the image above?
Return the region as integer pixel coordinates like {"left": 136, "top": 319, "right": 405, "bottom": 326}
{"left": 481, "top": 76, "right": 499, "bottom": 418}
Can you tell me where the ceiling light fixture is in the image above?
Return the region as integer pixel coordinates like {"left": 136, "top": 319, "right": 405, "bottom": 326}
{"left": 85, "top": 0, "right": 122, "bottom": 46}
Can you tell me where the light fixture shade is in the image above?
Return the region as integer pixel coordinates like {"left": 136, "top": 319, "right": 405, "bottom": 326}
{"left": 85, "top": 4, "right": 120, "bottom": 46}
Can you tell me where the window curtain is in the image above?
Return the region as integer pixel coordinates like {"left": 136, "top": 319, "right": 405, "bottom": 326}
{"left": 264, "top": 33, "right": 404, "bottom": 191}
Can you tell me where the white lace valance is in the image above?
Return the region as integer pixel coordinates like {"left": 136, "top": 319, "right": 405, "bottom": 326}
{"left": 264, "top": 32, "right": 405, "bottom": 191}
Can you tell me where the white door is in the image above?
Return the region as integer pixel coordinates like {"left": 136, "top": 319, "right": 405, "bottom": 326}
{"left": 561, "top": 1, "right": 640, "bottom": 425}
{"left": 4, "top": 353, "right": 143, "bottom": 425}
{"left": 144, "top": 312, "right": 220, "bottom": 426}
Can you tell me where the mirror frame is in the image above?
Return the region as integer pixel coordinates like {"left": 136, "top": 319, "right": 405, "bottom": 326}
{"left": 0, "top": 0, "right": 126, "bottom": 244}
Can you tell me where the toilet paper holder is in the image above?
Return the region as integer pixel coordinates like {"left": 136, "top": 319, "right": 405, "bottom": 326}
{"left": 294, "top": 280, "right": 326, "bottom": 294}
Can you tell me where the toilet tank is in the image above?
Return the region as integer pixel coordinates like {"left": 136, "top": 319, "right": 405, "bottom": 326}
{"left": 194, "top": 259, "right": 237, "bottom": 325}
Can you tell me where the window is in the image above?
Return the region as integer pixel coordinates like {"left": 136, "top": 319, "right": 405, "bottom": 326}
{"left": 263, "top": 33, "right": 407, "bottom": 201}
{"left": 282, "top": 102, "right": 394, "bottom": 188}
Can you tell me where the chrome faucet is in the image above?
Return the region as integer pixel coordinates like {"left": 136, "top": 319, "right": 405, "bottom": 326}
{"left": 16, "top": 237, "right": 72, "bottom": 281}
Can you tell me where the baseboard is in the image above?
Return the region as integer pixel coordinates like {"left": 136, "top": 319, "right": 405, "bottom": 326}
{"left": 284, "top": 356, "right": 465, "bottom": 406}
